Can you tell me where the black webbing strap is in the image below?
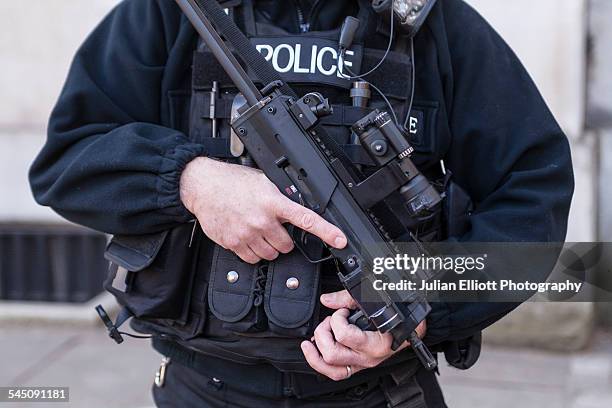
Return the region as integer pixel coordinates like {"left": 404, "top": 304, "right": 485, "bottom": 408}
{"left": 194, "top": 0, "right": 296, "bottom": 97}
{"left": 201, "top": 138, "right": 235, "bottom": 158}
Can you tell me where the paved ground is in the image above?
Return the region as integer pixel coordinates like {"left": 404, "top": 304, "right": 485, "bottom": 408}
{"left": 1, "top": 323, "right": 611, "bottom": 408}
{"left": 439, "top": 330, "right": 612, "bottom": 408}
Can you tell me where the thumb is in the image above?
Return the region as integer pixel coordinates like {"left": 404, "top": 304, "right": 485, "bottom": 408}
{"left": 320, "top": 290, "right": 358, "bottom": 310}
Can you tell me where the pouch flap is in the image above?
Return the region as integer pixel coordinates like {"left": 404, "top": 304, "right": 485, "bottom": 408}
{"left": 443, "top": 332, "right": 482, "bottom": 370}
{"left": 104, "top": 231, "right": 169, "bottom": 272}
{"left": 265, "top": 251, "right": 321, "bottom": 329}
{"left": 208, "top": 246, "right": 258, "bottom": 323}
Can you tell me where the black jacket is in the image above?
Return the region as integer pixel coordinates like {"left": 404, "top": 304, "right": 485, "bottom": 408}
{"left": 29, "top": 0, "right": 574, "bottom": 345}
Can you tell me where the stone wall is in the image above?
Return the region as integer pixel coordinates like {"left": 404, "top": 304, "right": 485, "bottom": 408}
{"left": 589, "top": 0, "right": 612, "bottom": 326}
{"left": 0, "top": 0, "right": 119, "bottom": 223}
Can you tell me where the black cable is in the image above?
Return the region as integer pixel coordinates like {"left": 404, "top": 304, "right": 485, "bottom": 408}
{"left": 340, "top": 4, "right": 395, "bottom": 80}
{"left": 119, "top": 331, "right": 152, "bottom": 340}
{"left": 402, "top": 37, "right": 416, "bottom": 131}
{"left": 339, "top": 5, "right": 399, "bottom": 124}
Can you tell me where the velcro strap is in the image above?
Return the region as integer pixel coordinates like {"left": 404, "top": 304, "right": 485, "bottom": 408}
{"left": 193, "top": 51, "right": 240, "bottom": 90}
{"left": 104, "top": 231, "right": 168, "bottom": 272}
{"left": 201, "top": 138, "right": 234, "bottom": 158}
{"left": 194, "top": 92, "right": 234, "bottom": 119}
{"left": 192, "top": 49, "right": 411, "bottom": 98}
{"left": 362, "top": 51, "right": 412, "bottom": 100}
{"left": 319, "top": 105, "right": 372, "bottom": 126}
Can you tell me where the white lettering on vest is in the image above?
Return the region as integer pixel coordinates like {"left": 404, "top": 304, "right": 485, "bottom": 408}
{"left": 338, "top": 50, "right": 354, "bottom": 79}
{"left": 293, "top": 44, "right": 310, "bottom": 74}
{"left": 254, "top": 43, "right": 356, "bottom": 78}
{"left": 256, "top": 44, "right": 274, "bottom": 61}
{"left": 310, "top": 45, "right": 318, "bottom": 74}
{"left": 317, "top": 47, "right": 337, "bottom": 76}
{"left": 272, "top": 44, "right": 295, "bottom": 73}
{"left": 409, "top": 116, "right": 419, "bottom": 134}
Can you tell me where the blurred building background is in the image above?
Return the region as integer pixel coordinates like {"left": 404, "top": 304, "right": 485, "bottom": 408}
{"left": 0, "top": 0, "right": 610, "bottom": 407}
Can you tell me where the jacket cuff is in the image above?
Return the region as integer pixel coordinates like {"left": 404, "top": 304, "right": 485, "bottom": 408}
{"left": 423, "top": 302, "right": 452, "bottom": 346}
{"left": 157, "top": 142, "right": 206, "bottom": 221}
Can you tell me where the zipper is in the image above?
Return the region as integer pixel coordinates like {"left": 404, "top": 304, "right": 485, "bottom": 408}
{"left": 294, "top": 0, "right": 324, "bottom": 33}
{"left": 293, "top": 0, "right": 349, "bottom": 33}
{"left": 294, "top": 0, "right": 310, "bottom": 32}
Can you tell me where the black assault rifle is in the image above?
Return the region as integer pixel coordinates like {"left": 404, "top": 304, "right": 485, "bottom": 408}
{"left": 176, "top": 0, "right": 441, "bottom": 370}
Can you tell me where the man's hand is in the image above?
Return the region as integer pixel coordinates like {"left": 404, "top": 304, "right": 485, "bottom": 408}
{"left": 180, "top": 157, "right": 347, "bottom": 264}
{"left": 301, "top": 290, "right": 427, "bottom": 381}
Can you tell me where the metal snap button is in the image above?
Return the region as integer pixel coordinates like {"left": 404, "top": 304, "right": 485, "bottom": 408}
{"left": 209, "top": 377, "right": 223, "bottom": 390}
{"left": 286, "top": 277, "right": 300, "bottom": 290}
{"left": 226, "top": 271, "right": 239, "bottom": 284}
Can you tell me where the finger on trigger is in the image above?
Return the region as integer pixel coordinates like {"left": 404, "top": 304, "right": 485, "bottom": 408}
{"left": 279, "top": 201, "right": 347, "bottom": 249}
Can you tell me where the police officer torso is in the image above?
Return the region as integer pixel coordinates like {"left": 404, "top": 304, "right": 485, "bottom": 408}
{"left": 102, "top": 0, "right": 470, "bottom": 378}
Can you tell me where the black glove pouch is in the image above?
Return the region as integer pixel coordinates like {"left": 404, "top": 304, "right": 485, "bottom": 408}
{"left": 208, "top": 245, "right": 322, "bottom": 338}
{"left": 264, "top": 249, "right": 322, "bottom": 337}
{"left": 207, "top": 246, "right": 268, "bottom": 333}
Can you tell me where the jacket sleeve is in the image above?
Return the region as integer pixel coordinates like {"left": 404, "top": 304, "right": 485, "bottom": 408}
{"left": 424, "top": 0, "right": 575, "bottom": 344}
{"left": 29, "top": 0, "right": 203, "bottom": 235}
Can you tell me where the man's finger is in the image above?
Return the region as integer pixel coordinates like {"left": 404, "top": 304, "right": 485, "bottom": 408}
{"left": 313, "top": 317, "right": 359, "bottom": 366}
{"left": 248, "top": 237, "right": 279, "bottom": 261}
{"left": 329, "top": 309, "right": 397, "bottom": 359}
{"left": 320, "top": 290, "right": 358, "bottom": 310}
{"left": 415, "top": 320, "right": 427, "bottom": 340}
{"left": 234, "top": 244, "right": 261, "bottom": 265}
{"left": 263, "top": 224, "right": 295, "bottom": 254}
{"left": 300, "top": 341, "right": 357, "bottom": 382}
{"left": 277, "top": 200, "right": 347, "bottom": 249}
{"left": 329, "top": 309, "right": 369, "bottom": 352}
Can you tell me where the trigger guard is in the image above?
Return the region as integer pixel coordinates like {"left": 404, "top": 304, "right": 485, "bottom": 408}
{"left": 288, "top": 227, "right": 333, "bottom": 264}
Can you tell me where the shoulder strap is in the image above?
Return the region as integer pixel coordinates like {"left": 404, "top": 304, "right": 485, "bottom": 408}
{"left": 194, "top": 0, "right": 296, "bottom": 97}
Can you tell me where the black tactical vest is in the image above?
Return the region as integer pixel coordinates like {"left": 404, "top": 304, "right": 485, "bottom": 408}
{"left": 102, "top": 0, "right": 473, "bottom": 374}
